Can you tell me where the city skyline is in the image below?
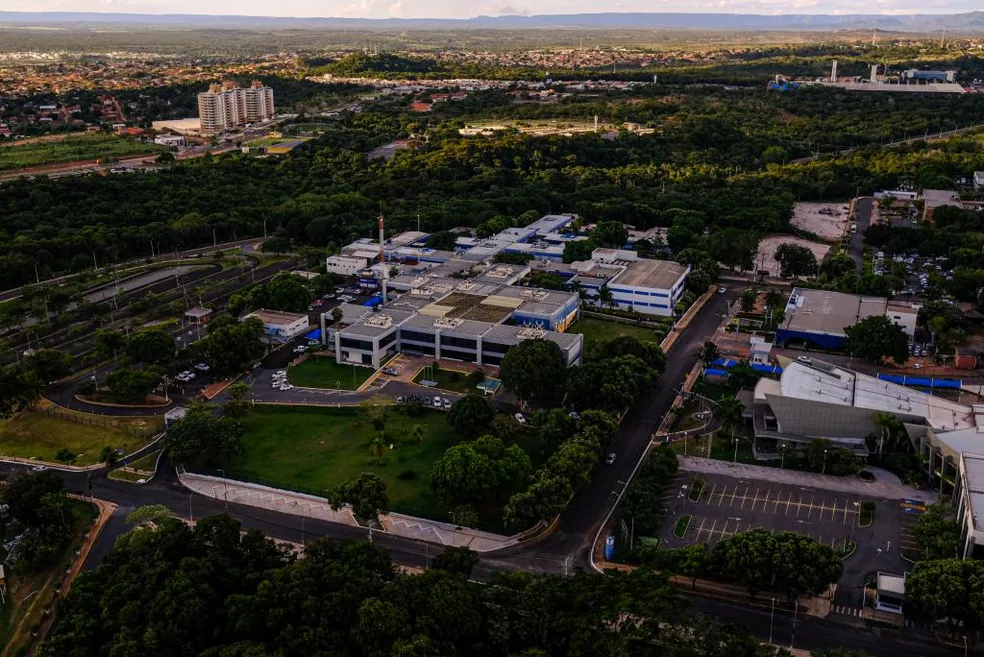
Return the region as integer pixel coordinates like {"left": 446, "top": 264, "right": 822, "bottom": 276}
{"left": 1, "top": 1, "right": 980, "bottom": 19}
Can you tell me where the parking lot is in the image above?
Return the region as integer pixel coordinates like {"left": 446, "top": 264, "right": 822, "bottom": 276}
{"left": 662, "top": 475, "right": 869, "bottom": 550}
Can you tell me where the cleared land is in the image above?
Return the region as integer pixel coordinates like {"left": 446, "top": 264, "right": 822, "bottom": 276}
{"left": 224, "top": 406, "right": 462, "bottom": 519}
{"left": 288, "top": 357, "right": 375, "bottom": 390}
{"left": 0, "top": 408, "right": 162, "bottom": 465}
{"left": 755, "top": 234, "right": 831, "bottom": 277}
{"left": 568, "top": 316, "right": 662, "bottom": 348}
{"left": 0, "top": 133, "right": 164, "bottom": 171}
{"left": 790, "top": 202, "right": 850, "bottom": 242}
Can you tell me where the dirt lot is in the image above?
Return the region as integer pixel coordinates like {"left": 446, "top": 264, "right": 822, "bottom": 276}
{"left": 755, "top": 234, "right": 831, "bottom": 276}
{"left": 790, "top": 202, "right": 850, "bottom": 241}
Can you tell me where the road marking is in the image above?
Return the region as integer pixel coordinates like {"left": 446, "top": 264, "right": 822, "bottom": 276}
{"left": 706, "top": 483, "right": 717, "bottom": 505}
{"left": 785, "top": 492, "right": 793, "bottom": 516}
{"left": 708, "top": 519, "right": 718, "bottom": 540}
{"left": 751, "top": 487, "right": 760, "bottom": 511}
{"left": 740, "top": 486, "right": 750, "bottom": 510}
{"left": 729, "top": 487, "right": 737, "bottom": 507}
{"left": 696, "top": 517, "right": 708, "bottom": 540}
{"left": 773, "top": 490, "right": 782, "bottom": 514}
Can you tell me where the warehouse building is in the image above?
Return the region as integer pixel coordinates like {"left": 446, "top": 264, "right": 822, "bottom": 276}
{"left": 243, "top": 309, "right": 310, "bottom": 342}
{"left": 775, "top": 287, "right": 918, "bottom": 350}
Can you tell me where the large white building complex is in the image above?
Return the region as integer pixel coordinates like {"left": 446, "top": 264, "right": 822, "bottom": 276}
{"left": 744, "top": 355, "right": 984, "bottom": 559}
{"left": 198, "top": 81, "right": 275, "bottom": 134}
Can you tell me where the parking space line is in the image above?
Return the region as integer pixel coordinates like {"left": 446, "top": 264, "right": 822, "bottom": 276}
{"left": 740, "top": 486, "right": 749, "bottom": 510}
{"left": 708, "top": 519, "right": 718, "bottom": 540}
{"left": 705, "top": 483, "right": 717, "bottom": 505}
{"left": 829, "top": 500, "right": 837, "bottom": 523}
{"left": 695, "top": 517, "right": 708, "bottom": 540}
{"left": 729, "top": 487, "right": 737, "bottom": 507}
{"left": 749, "top": 487, "right": 759, "bottom": 511}
{"left": 772, "top": 490, "right": 782, "bottom": 514}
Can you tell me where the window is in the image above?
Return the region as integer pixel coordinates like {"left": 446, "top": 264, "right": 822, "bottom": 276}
{"left": 340, "top": 337, "right": 373, "bottom": 351}
{"left": 400, "top": 329, "right": 435, "bottom": 344}
{"left": 441, "top": 335, "right": 477, "bottom": 350}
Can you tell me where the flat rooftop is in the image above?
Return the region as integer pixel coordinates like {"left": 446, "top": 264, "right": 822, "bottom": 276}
{"left": 781, "top": 288, "right": 889, "bottom": 337}
{"left": 613, "top": 259, "right": 689, "bottom": 290}
{"left": 423, "top": 291, "right": 516, "bottom": 324}
{"left": 245, "top": 309, "right": 308, "bottom": 325}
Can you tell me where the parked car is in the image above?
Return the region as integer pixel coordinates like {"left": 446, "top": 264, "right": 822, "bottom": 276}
{"left": 194, "top": 362, "right": 210, "bottom": 372}
{"left": 279, "top": 383, "right": 294, "bottom": 391}
{"left": 395, "top": 396, "right": 405, "bottom": 405}
{"left": 31, "top": 465, "right": 48, "bottom": 472}
{"left": 605, "top": 453, "right": 617, "bottom": 465}
{"left": 442, "top": 398, "right": 452, "bottom": 410}
{"left": 514, "top": 413, "right": 527, "bottom": 424}
{"left": 382, "top": 367, "right": 399, "bottom": 376}
{"left": 796, "top": 356, "right": 812, "bottom": 364}
{"left": 433, "top": 396, "right": 442, "bottom": 407}
{"left": 294, "top": 345, "right": 308, "bottom": 354}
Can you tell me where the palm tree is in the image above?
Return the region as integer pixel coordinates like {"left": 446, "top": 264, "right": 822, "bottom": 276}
{"left": 412, "top": 425, "right": 425, "bottom": 447}
{"left": 369, "top": 436, "right": 386, "bottom": 459}
{"left": 764, "top": 290, "right": 785, "bottom": 312}
{"left": 598, "top": 284, "right": 615, "bottom": 310}
{"left": 716, "top": 396, "right": 745, "bottom": 455}
{"left": 873, "top": 412, "right": 905, "bottom": 458}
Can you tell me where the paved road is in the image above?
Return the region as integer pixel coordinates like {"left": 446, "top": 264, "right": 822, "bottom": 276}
{"left": 494, "top": 289, "right": 739, "bottom": 568}
{"left": 4, "top": 290, "right": 970, "bottom": 656}
{"left": 850, "top": 197, "right": 873, "bottom": 268}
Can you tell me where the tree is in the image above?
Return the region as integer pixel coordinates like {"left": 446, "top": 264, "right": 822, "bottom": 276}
{"left": 125, "top": 327, "right": 175, "bottom": 365}
{"left": 774, "top": 243, "right": 818, "bottom": 278}
{"left": 807, "top": 438, "right": 862, "bottom": 476}
{"left": 446, "top": 394, "right": 495, "bottom": 438}
{"left": 707, "top": 229, "right": 758, "bottom": 272}
{"left": 4, "top": 470, "right": 64, "bottom": 526}
{"left": 596, "top": 284, "right": 615, "bottom": 309}
{"left": 328, "top": 472, "right": 389, "bottom": 524}
{"left": 738, "top": 289, "right": 758, "bottom": 313}
{"left": 591, "top": 221, "right": 628, "bottom": 248}
{"left": 260, "top": 236, "right": 291, "bottom": 254}
{"left": 105, "top": 365, "right": 165, "bottom": 403}
{"left": 533, "top": 408, "right": 577, "bottom": 456}
{"left": 430, "top": 441, "right": 497, "bottom": 506}
{"left": 911, "top": 503, "right": 961, "bottom": 560}
{"left": 331, "top": 306, "right": 343, "bottom": 325}
{"left": 872, "top": 412, "right": 905, "bottom": 458}
{"left": 202, "top": 316, "right": 266, "bottom": 375}
{"left": 698, "top": 340, "right": 720, "bottom": 365}
{"left": 906, "top": 559, "right": 984, "bottom": 634}
{"left": 224, "top": 381, "right": 252, "bottom": 419}
{"left": 427, "top": 230, "right": 457, "bottom": 251}
{"left": 163, "top": 402, "right": 245, "bottom": 469}
{"left": 431, "top": 546, "right": 480, "bottom": 577}
{"left": 716, "top": 396, "right": 744, "bottom": 447}
{"left": 411, "top": 425, "right": 426, "bottom": 447}
{"left": 99, "top": 445, "right": 118, "bottom": 467}
{"left": 844, "top": 315, "right": 909, "bottom": 364}
{"left": 94, "top": 329, "right": 126, "bottom": 359}
{"left": 499, "top": 339, "right": 568, "bottom": 407}
{"left": 24, "top": 348, "right": 71, "bottom": 383}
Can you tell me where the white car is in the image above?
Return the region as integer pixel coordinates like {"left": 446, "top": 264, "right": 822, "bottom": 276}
{"left": 194, "top": 362, "right": 210, "bottom": 372}
{"left": 605, "top": 453, "right": 617, "bottom": 465}
{"left": 275, "top": 370, "right": 287, "bottom": 377}
{"left": 31, "top": 465, "right": 48, "bottom": 472}
{"left": 294, "top": 345, "right": 308, "bottom": 354}
{"left": 514, "top": 413, "right": 527, "bottom": 424}
{"left": 433, "top": 396, "right": 442, "bottom": 407}
{"left": 442, "top": 398, "right": 452, "bottom": 410}
{"left": 279, "top": 383, "right": 294, "bottom": 391}
{"left": 796, "top": 356, "right": 812, "bottom": 365}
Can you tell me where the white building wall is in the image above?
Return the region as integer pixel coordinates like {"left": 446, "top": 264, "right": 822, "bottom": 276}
{"left": 326, "top": 256, "right": 369, "bottom": 276}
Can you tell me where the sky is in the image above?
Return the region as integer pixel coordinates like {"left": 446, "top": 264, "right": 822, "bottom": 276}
{"left": 3, "top": 0, "right": 978, "bottom": 18}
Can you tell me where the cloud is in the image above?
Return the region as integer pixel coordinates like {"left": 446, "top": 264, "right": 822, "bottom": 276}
{"left": 388, "top": 0, "right": 403, "bottom": 14}
{"left": 483, "top": 2, "right": 530, "bottom": 15}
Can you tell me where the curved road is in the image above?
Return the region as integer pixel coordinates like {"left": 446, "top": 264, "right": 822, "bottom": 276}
{"left": 0, "top": 289, "right": 966, "bottom": 656}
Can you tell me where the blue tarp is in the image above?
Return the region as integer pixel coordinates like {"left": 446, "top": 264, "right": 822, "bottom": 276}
{"left": 709, "top": 358, "right": 782, "bottom": 375}
{"left": 304, "top": 328, "right": 322, "bottom": 341}
{"left": 876, "top": 373, "right": 962, "bottom": 390}
{"left": 362, "top": 296, "right": 383, "bottom": 307}
{"left": 704, "top": 368, "right": 730, "bottom": 378}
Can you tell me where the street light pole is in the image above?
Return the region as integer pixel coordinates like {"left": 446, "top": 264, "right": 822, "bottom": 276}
{"left": 733, "top": 437, "right": 738, "bottom": 463}
{"left": 189, "top": 492, "right": 193, "bottom": 522}
{"left": 780, "top": 443, "right": 786, "bottom": 469}
{"left": 218, "top": 469, "right": 228, "bottom": 510}
{"left": 823, "top": 449, "right": 828, "bottom": 475}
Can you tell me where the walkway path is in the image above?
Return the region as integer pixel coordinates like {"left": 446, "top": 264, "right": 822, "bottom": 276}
{"left": 678, "top": 456, "right": 938, "bottom": 503}
{"left": 179, "top": 472, "right": 519, "bottom": 552}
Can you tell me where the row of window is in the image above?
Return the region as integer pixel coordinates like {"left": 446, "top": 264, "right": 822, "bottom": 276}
{"left": 610, "top": 287, "right": 670, "bottom": 298}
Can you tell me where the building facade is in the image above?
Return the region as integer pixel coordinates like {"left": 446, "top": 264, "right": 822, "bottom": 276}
{"left": 198, "top": 81, "right": 275, "bottom": 134}
{"left": 243, "top": 309, "right": 309, "bottom": 342}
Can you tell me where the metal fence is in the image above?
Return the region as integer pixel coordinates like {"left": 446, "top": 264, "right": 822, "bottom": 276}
{"left": 41, "top": 404, "right": 160, "bottom": 439}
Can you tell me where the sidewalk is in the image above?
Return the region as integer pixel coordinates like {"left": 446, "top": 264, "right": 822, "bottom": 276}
{"left": 678, "top": 455, "right": 938, "bottom": 503}
{"left": 179, "top": 472, "right": 519, "bottom": 552}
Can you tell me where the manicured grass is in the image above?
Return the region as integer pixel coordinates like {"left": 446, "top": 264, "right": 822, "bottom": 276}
{"left": 288, "top": 357, "right": 375, "bottom": 390}
{"left": 860, "top": 501, "right": 875, "bottom": 527}
{"left": 412, "top": 366, "right": 488, "bottom": 395}
{"left": 0, "top": 408, "right": 161, "bottom": 466}
{"left": 223, "top": 405, "right": 463, "bottom": 520}
{"left": 568, "top": 317, "right": 661, "bottom": 349}
{"left": 687, "top": 478, "right": 705, "bottom": 502}
{"left": 0, "top": 133, "right": 165, "bottom": 171}
{"left": 673, "top": 515, "right": 692, "bottom": 538}
{"left": 108, "top": 469, "right": 147, "bottom": 483}
{"left": 127, "top": 449, "right": 162, "bottom": 472}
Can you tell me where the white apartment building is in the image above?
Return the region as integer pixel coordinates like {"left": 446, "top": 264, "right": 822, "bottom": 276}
{"left": 198, "top": 81, "right": 275, "bottom": 134}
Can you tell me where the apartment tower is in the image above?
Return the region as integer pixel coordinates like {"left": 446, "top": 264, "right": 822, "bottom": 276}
{"left": 198, "top": 81, "right": 275, "bottom": 134}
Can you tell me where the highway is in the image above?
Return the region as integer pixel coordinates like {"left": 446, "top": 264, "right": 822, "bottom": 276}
{"left": 0, "top": 288, "right": 968, "bottom": 656}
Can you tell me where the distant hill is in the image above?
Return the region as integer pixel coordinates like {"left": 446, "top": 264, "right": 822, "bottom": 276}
{"left": 0, "top": 10, "right": 983, "bottom": 33}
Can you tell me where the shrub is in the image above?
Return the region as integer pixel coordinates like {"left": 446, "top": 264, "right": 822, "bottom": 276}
{"left": 398, "top": 469, "right": 417, "bottom": 481}
{"left": 55, "top": 448, "right": 76, "bottom": 463}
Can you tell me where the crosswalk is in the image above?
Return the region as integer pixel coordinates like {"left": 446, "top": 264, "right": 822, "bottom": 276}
{"left": 832, "top": 605, "right": 862, "bottom": 617}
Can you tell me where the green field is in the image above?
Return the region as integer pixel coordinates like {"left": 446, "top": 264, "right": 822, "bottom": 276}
{"left": 412, "top": 365, "right": 489, "bottom": 395}
{"left": 568, "top": 317, "right": 662, "bottom": 348}
{"left": 0, "top": 133, "right": 165, "bottom": 171}
{"left": 288, "top": 357, "right": 375, "bottom": 390}
{"left": 223, "top": 406, "right": 462, "bottom": 519}
{"left": 0, "top": 408, "right": 162, "bottom": 465}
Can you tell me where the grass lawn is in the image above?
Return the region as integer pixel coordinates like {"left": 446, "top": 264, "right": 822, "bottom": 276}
{"left": 568, "top": 317, "right": 661, "bottom": 349}
{"left": 288, "top": 357, "right": 375, "bottom": 390}
{"left": 222, "top": 406, "right": 463, "bottom": 520}
{"left": 0, "top": 133, "right": 165, "bottom": 171}
{"left": 0, "top": 408, "right": 162, "bottom": 466}
{"left": 673, "top": 515, "right": 692, "bottom": 538}
{"left": 127, "top": 449, "right": 162, "bottom": 472}
{"left": 412, "top": 366, "right": 488, "bottom": 395}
